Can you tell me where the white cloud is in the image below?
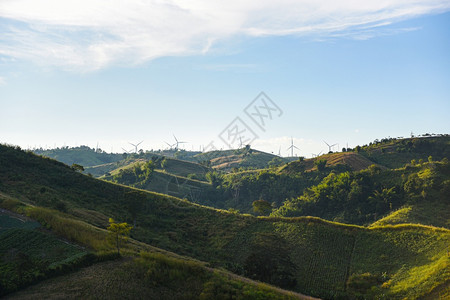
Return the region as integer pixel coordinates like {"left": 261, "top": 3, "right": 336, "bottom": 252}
{"left": 0, "top": 0, "right": 449, "bottom": 71}
{"left": 0, "top": 76, "right": 6, "bottom": 85}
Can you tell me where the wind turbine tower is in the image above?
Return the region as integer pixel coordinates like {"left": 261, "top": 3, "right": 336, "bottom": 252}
{"left": 129, "top": 141, "right": 143, "bottom": 153}
{"left": 287, "top": 137, "right": 300, "bottom": 157}
{"left": 324, "top": 141, "right": 337, "bottom": 153}
{"left": 172, "top": 135, "right": 187, "bottom": 150}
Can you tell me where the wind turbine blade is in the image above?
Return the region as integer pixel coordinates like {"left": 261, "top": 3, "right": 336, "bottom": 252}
{"left": 323, "top": 141, "right": 330, "bottom": 147}
{"left": 173, "top": 135, "right": 178, "bottom": 142}
{"left": 331, "top": 143, "right": 337, "bottom": 147}
{"left": 294, "top": 146, "right": 300, "bottom": 150}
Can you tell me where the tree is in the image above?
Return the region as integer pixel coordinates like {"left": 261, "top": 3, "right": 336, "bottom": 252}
{"left": 252, "top": 199, "right": 272, "bottom": 215}
{"left": 71, "top": 163, "right": 84, "bottom": 172}
{"left": 107, "top": 218, "right": 132, "bottom": 255}
{"left": 268, "top": 157, "right": 284, "bottom": 168}
{"left": 206, "top": 171, "right": 223, "bottom": 188}
{"left": 314, "top": 159, "right": 327, "bottom": 172}
{"left": 244, "top": 233, "right": 297, "bottom": 288}
{"left": 161, "top": 158, "right": 168, "bottom": 169}
{"left": 428, "top": 155, "right": 433, "bottom": 163}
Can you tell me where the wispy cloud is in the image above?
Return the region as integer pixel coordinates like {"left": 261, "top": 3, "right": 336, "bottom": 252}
{"left": 199, "top": 63, "right": 261, "bottom": 72}
{"left": 0, "top": 0, "right": 449, "bottom": 71}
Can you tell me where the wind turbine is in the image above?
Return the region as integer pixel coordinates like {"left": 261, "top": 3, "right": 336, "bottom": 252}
{"left": 172, "top": 135, "right": 187, "bottom": 150}
{"left": 238, "top": 136, "right": 244, "bottom": 149}
{"left": 121, "top": 147, "right": 132, "bottom": 154}
{"left": 165, "top": 141, "right": 175, "bottom": 150}
{"left": 324, "top": 141, "right": 337, "bottom": 153}
{"left": 278, "top": 146, "right": 281, "bottom": 157}
{"left": 311, "top": 151, "right": 323, "bottom": 158}
{"left": 129, "top": 141, "right": 143, "bottom": 153}
{"left": 287, "top": 137, "right": 300, "bottom": 157}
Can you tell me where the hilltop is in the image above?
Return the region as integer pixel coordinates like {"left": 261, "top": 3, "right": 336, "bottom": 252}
{"left": 279, "top": 152, "right": 378, "bottom": 174}
{"left": 194, "top": 147, "right": 291, "bottom": 171}
{"left": 1, "top": 144, "right": 449, "bottom": 299}
{"left": 34, "top": 146, "right": 123, "bottom": 167}
{"left": 355, "top": 135, "right": 450, "bottom": 169}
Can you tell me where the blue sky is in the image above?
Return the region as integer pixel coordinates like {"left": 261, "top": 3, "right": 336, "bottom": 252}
{"left": 1, "top": 1, "right": 449, "bottom": 157}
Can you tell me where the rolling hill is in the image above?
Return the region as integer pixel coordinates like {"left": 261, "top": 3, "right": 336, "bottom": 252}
{"left": 355, "top": 135, "right": 450, "bottom": 169}
{"left": 279, "top": 152, "right": 378, "bottom": 174}
{"left": 34, "top": 146, "right": 123, "bottom": 168}
{"left": 193, "top": 147, "right": 287, "bottom": 171}
{"left": 273, "top": 160, "right": 450, "bottom": 226}
{"left": 1, "top": 144, "right": 449, "bottom": 299}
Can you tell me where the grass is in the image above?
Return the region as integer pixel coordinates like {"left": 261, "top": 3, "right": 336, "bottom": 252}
{"left": 279, "top": 152, "right": 378, "bottom": 174}
{"left": 8, "top": 253, "right": 310, "bottom": 300}
{"left": 34, "top": 146, "right": 123, "bottom": 168}
{"left": 1, "top": 143, "right": 450, "bottom": 299}
{"left": 194, "top": 148, "right": 281, "bottom": 171}
{"left": 0, "top": 212, "right": 89, "bottom": 296}
{"left": 358, "top": 136, "right": 450, "bottom": 169}
{"left": 371, "top": 200, "right": 450, "bottom": 228}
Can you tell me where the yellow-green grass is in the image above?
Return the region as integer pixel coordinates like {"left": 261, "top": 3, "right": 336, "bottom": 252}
{"left": 371, "top": 200, "right": 450, "bottom": 229}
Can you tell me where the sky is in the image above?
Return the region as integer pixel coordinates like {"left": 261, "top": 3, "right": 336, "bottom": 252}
{"left": 1, "top": 0, "right": 449, "bottom": 157}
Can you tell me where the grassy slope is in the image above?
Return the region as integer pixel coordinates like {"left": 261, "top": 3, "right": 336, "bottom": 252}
{"left": 102, "top": 159, "right": 211, "bottom": 200}
{"left": 370, "top": 200, "right": 450, "bottom": 228}
{"left": 1, "top": 144, "right": 449, "bottom": 299}
{"left": 1, "top": 204, "right": 309, "bottom": 300}
{"left": 279, "top": 152, "right": 378, "bottom": 174}
{"left": 0, "top": 211, "right": 88, "bottom": 296}
{"left": 7, "top": 254, "right": 311, "bottom": 300}
{"left": 358, "top": 136, "right": 450, "bottom": 169}
{"left": 34, "top": 146, "right": 123, "bottom": 168}
{"left": 161, "top": 158, "right": 209, "bottom": 178}
{"left": 195, "top": 149, "right": 281, "bottom": 171}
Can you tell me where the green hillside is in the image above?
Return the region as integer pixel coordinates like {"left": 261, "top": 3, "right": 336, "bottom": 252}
{"left": 1, "top": 144, "right": 449, "bottom": 299}
{"left": 194, "top": 147, "right": 285, "bottom": 171}
{"left": 0, "top": 202, "right": 307, "bottom": 300}
{"left": 7, "top": 253, "right": 309, "bottom": 300}
{"left": 273, "top": 161, "right": 450, "bottom": 226}
{"left": 34, "top": 146, "right": 123, "bottom": 168}
{"left": 0, "top": 210, "right": 89, "bottom": 296}
{"left": 355, "top": 135, "right": 450, "bottom": 169}
{"left": 279, "top": 152, "right": 378, "bottom": 174}
{"left": 96, "top": 137, "right": 450, "bottom": 217}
